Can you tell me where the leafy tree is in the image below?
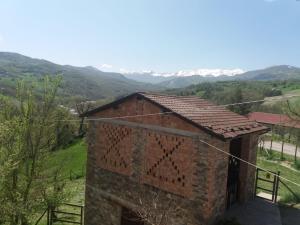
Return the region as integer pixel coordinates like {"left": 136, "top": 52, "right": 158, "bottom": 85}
{"left": 0, "top": 76, "right": 70, "bottom": 225}
{"left": 228, "top": 87, "right": 251, "bottom": 115}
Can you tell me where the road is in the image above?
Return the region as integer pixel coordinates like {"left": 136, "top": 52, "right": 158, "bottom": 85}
{"left": 263, "top": 141, "right": 298, "bottom": 156}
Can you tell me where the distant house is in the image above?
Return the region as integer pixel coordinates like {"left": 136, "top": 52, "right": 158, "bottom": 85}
{"left": 83, "top": 92, "right": 268, "bottom": 225}
{"left": 247, "top": 112, "right": 300, "bottom": 130}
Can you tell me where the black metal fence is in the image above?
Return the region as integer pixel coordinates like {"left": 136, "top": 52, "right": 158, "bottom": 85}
{"left": 255, "top": 168, "right": 280, "bottom": 203}
{"left": 35, "top": 203, "right": 84, "bottom": 225}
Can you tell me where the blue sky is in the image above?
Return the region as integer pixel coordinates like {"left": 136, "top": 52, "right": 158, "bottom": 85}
{"left": 0, "top": 0, "right": 300, "bottom": 73}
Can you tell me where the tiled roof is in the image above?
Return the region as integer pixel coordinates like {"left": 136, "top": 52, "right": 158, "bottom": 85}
{"left": 85, "top": 92, "right": 268, "bottom": 139}
{"left": 139, "top": 93, "right": 268, "bottom": 139}
{"left": 247, "top": 112, "right": 300, "bottom": 129}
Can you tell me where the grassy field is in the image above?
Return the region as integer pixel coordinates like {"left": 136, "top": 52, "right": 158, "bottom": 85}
{"left": 34, "top": 139, "right": 87, "bottom": 225}
{"left": 256, "top": 158, "right": 300, "bottom": 203}
{"left": 47, "top": 139, "right": 87, "bottom": 179}
{"left": 257, "top": 148, "right": 300, "bottom": 169}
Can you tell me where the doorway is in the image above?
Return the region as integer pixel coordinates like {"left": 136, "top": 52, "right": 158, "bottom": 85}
{"left": 226, "top": 138, "right": 242, "bottom": 208}
{"left": 121, "top": 207, "right": 144, "bottom": 225}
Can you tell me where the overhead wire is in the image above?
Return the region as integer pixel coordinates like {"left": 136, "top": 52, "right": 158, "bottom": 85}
{"left": 34, "top": 93, "right": 300, "bottom": 187}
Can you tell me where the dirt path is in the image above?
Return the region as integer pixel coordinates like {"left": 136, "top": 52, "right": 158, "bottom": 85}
{"left": 263, "top": 141, "right": 298, "bottom": 157}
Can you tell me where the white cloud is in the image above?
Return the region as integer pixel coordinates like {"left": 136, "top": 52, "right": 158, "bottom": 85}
{"left": 120, "top": 68, "right": 245, "bottom": 77}
{"left": 0, "top": 35, "right": 4, "bottom": 44}
{"left": 100, "top": 64, "right": 113, "bottom": 69}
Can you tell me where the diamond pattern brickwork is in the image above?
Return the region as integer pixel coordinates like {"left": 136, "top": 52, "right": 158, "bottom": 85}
{"left": 95, "top": 123, "right": 133, "bottom": 176}
{"left": 142, "top": 132, "right": 196, "bottom": 198}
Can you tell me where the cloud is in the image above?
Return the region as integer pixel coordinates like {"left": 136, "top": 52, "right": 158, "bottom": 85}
{"left": 0, "top": 35, "right": 4, "bottom": 43}
{"left": 100, "top": 64, "right": 113, "bottom": 69}
{"left": 120, "top": 68, "right": 245, "bottom": 77}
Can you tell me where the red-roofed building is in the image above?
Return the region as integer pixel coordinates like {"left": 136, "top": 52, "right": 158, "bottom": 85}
{"left": 84, "top": 93, "right": 268, "bottom": 225}
{"left": 247, "top": 112, "right": 300, "bottom": 129}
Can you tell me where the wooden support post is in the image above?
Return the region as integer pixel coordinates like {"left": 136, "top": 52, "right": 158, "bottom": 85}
{"left": 270, "top": 139, "right": 273, "bottom": 151}
{"left": 281, "top": 140, "right": 285, "bottom": 160}
{"left": 295, "top": 145, "right": 298, "bottom": 163}
{"left": 270, "top": 128, "right": 273, "bottom": 151}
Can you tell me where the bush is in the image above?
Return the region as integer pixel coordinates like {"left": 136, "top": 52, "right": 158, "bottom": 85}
{"left": 293, "top": 160, "right": 300, "bottom": 170}
{"left": 280, "top": 191, "right": 300, "bottom": 204}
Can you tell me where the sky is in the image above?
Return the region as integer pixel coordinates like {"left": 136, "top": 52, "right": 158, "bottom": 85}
{"left": 1, "top": 0, "right": 300, "bottom": 74}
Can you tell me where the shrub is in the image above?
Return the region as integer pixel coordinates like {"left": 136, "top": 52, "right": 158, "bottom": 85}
{"left": 280, "top": 191, "right": 300, "bottom": 204}
{"left": 293, "top": 160, "right": 300, "bottom": 170}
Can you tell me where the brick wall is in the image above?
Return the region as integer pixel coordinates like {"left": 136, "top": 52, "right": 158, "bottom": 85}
{"left": 142, "top": 131, "right": 197, "bottom": 198}
{"left": 95, "top": 123, "right": 134, "bottom": 176}
{"left": 84, "top": 96, "right": 259, "bottom": 225}
{"left": 92, "top": 95, "right": 200, "bottom": 133}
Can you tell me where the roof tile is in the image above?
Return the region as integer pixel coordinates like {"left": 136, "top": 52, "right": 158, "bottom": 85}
{"left": 140, "top": 93, "right": 268, "bottom": 139}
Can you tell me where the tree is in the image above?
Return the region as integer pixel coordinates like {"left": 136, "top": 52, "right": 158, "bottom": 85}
{"left": 75, "top": 101, "right": 95, "bottom": 137}
{"left": 52, "top": 107, "right": 77, "bottom": 150}
{"left": 0, "top": 76, "right": 69, "bottom": 225}
{"left": 229, "top": 87, "right": 251, "bottom": 115}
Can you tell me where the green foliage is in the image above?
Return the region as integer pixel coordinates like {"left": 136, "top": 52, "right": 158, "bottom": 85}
{"left": 280, "top": 191, "right": 300, "bottom": 204}
{"left": 0, "top": 76, "right": 76, "bottom": 225}
{"left": 257, "top": 148, "right": 300, "bottom": 165}
{"left": 293, "top": 160, "right": 300, "bottom": 170}
{"left": 165, "top": 79, "right": 300, "bottom": 114}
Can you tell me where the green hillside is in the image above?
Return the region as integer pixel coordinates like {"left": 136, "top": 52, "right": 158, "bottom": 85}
{"left": 0, "top": 52, "right": 160, "bottom": 105}
{"left": 165, "top": 80, "right": 300, "bottom": 114}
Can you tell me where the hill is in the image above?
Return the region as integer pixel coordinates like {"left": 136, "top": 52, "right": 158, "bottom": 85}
{"left": 0, "top": 52, "right": 160, "bottom": 104}
{"left": 236, "top": 65, "right": 300, "bottom": 81}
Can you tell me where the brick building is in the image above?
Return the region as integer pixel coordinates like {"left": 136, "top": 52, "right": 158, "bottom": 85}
{"left": 83, "top": 92, "right": 268, "bottom": 225}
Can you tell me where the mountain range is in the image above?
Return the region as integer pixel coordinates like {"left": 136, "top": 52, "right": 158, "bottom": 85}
{"left": 0, "top": 52, "right": 300, "bottom": 103}
{"left": 123, "top": 65, "right": 300, "bottom": 88}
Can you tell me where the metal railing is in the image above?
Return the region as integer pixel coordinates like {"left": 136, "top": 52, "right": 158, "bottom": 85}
{"left": 35, "top": 203, "right": 84, "bottom": 225}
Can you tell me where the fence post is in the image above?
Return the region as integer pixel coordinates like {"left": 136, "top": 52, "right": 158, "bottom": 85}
{"left": 272, "top": 172, "right": 277, "bottom": 202}
{"left": 47, "top": 207, "right": 50, "bottom": 225}
{"left": 274, "top": 171, "right": 280, "bottom": 203}
{"left": 295, "top": 145, "right": 298, "bottom": 163}
{"left": 254, "top": 168, "right": 259, "bottom": 198}
{"left": 50, "top": 207, "right": 53, "bottom": 225}
{"left": 80, "top": 206, "right": 83, "bottom": 225}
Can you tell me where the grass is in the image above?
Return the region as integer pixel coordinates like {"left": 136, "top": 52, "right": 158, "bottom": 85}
{"left": 34, "top": 139, "right": 87, "bottom": 225}
{"left": 47, "top": 139, "right": 87, "bottom": 179}
{"left": 257, "top": 148, "right": 300, "bottom": 165}
{"left": 256, "top": 158, "right": 300, "bottom": 204}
